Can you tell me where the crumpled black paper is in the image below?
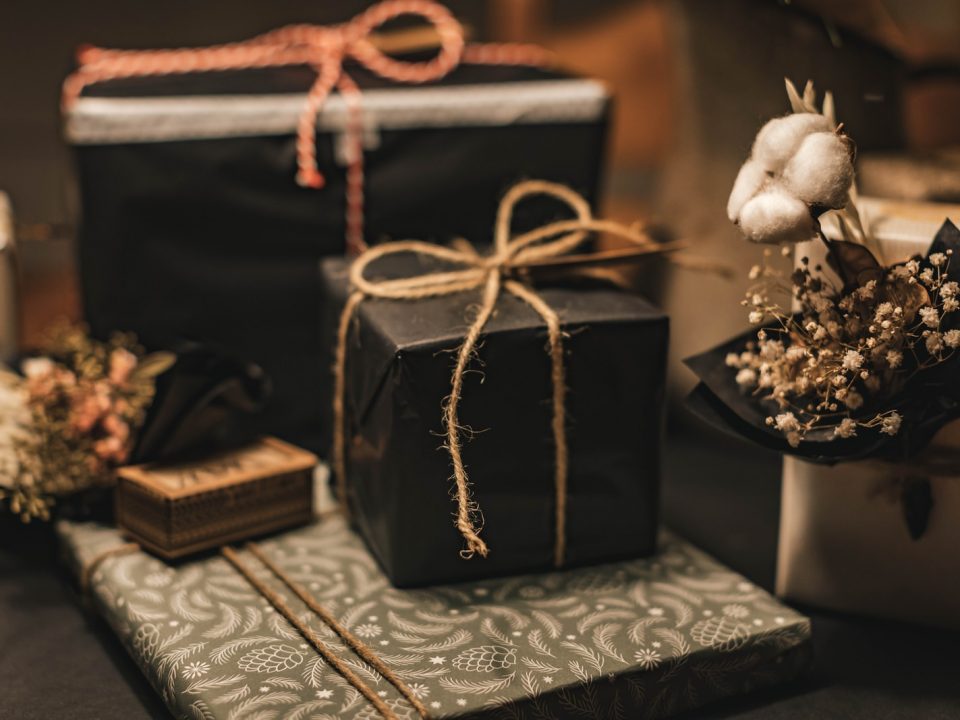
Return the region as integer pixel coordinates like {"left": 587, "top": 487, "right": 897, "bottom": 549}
{"left": 130, "top": 342, "right": 271, "bottom": 464}
{"left": 686, "top": 220, "right": 960, "bottom": 466}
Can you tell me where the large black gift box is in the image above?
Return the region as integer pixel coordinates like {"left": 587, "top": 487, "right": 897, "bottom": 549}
{"left": 66, "top": 59, "right": 610, "bottom": 452}
{"left": 319, "top": 256, "right": 668, "bottom": 587}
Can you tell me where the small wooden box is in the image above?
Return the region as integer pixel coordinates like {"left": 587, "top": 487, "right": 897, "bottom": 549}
{"left": 115, "top": 437, "right": 316, "bottom": 559}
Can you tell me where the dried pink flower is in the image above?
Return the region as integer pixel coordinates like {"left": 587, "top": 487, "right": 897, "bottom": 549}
{"left": 93, "top": 435, "right": 127, "bottom": 464}
{"left": 22, "top": 357, "right": 54, "bottom": 380}
{"left": 109, "top": 348, "right": 138, "bottom": 386}
{"left": 69, "top": 383, "right": 110, "bottom": 434}
{"left": 101, "top": 413, "right": 130, "bottom": 444}
{"left": 24, "top": 361, "right": 77, "bottom": 399}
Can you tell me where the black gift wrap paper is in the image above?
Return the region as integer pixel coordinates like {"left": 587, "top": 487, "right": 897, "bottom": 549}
{"left": 71, "top": 62, "right": 609, "bottom": 452}
{"left": 318, "top": 256, "right": 667, "bottom": 587}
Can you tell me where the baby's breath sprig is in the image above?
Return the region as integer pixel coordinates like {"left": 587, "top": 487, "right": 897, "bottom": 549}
{"left": 726, "top": 248, "right": 958, "bottom": 446}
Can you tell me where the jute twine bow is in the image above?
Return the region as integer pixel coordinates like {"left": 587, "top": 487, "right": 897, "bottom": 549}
{"left": 61, "top": 0, "right": 552, "bottom": 254}
{"left": 333, "top": 179, "right": 685, "bottom": 566}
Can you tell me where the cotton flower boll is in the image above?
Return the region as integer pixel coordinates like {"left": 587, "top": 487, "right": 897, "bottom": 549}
{"left": 751, "top": 113, "right": 833, "bottom": 171}
{"left": 727, "top": 159, "right": 768, "bottom": 222}
{"left": 738, "top": 188, "right": 814, "bottom": 244}
{"left": 781, "top": 132, "right": 854, "bottom": 209}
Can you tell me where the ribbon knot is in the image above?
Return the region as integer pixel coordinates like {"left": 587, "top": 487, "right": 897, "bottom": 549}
{"left": 62, "top": 0, "right": 552, "bottom": 254}
{"left": 333, "top": 180, "right": 684, "bottom": 566}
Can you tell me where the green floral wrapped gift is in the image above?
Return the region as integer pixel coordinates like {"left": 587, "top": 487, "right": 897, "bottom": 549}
{"left": 58, "top": 516, "right": 811, "bottom": 719}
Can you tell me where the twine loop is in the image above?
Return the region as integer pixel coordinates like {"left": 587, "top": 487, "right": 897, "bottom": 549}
{"left": 334, "top": 180, "right": 683, "bottom": 565}
{"left": 62, "top": 0, "right": 552, "bottom": 254}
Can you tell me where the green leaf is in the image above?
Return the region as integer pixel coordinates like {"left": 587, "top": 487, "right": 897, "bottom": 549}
{"left": 784, "top": 78, "right": 805, "bottom": 113}
{"left": 131, "top": 352, "right": 176, "bottom": 380}
{"left": 825, "top": 239, "right": 883, "bottom": 289}
{"left": 802, "top": 80, "right": 816, "bottom": 110}
{"left": 901, "top": 477, "right": 933, "bottom": 540}
{"left": 822, "top": 91, "right": 836, "bottom": 126}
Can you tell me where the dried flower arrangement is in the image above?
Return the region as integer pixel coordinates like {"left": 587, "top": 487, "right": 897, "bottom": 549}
{"left": 687, "top": 80, "right": 960, "bottom": 463}
{"left": 0, "top": 325, "right": 173, "bottom": 521}
{"left": 727, "top": 242, "right": 960, "bottom": 446}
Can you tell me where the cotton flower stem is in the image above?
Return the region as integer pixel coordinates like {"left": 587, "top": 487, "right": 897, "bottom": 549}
{"left": 816, "top": 226, "right": 831, "bottom": 251}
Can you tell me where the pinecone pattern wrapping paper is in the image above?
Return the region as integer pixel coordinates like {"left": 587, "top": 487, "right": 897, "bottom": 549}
{"left": 58, "top": 515, "right": 811, "bottom": 719}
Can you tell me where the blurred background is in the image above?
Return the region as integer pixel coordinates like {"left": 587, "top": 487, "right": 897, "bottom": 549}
{"left": 1, "top": 0, "right": 959, "bottom": 395}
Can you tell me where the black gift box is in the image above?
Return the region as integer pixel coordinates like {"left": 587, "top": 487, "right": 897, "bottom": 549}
{"left": 319, "top": 256, "right": 667, "bottom": 587}
{"left": 66, "top": 59, "right": 610, "bottom": 452}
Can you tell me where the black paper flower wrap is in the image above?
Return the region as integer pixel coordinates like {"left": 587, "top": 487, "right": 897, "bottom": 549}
{"left": 686, "top": 220, "right": 960, "bottom": 466}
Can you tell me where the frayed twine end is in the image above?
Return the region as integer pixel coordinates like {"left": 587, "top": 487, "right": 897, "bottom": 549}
{"left": 297, "top": 168, "right": 326, "bottom": 189}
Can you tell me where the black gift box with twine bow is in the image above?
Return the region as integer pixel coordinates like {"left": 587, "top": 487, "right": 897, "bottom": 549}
{"left": 318, "top": 181, "right": 668, "bottom": 587}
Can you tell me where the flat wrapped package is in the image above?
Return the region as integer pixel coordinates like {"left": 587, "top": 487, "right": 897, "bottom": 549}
{"left": 58, "top": 514, "right": 812, "bottom": 720}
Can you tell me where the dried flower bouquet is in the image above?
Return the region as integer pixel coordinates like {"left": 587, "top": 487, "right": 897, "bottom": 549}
{"left": 687, "top": 80, "right": 960, "bottom": 464}
{"left": 0, "top": 326, "right": 173, "bottom": 521}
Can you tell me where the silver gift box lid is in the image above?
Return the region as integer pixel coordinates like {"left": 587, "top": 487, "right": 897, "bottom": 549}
{"left": 66, "top": 79, "right": 610, "bottom": 146}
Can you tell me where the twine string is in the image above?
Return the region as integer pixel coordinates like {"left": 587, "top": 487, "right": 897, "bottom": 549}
{"left": 79, "top": 542, "right": 141, "bottom": 596}
{"left": 224, "top": 542, "right": 431, "bottom": 719}
{"left": 333, "top": 179, "right": 682, "bottom": 565}
{"left": 81, "top": 540, "right": 422, "bottom": 719}
{"left": 61, "top": 0, "right": 553, "bottom": 254}
{"left": 222, "top": 545, "right": 405, "bottom": 720}
{"left": 244, "top": 543, "right": 430, "bottom": 718}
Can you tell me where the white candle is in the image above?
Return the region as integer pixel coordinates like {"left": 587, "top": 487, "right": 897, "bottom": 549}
{"left": 0, "top": 193, "right": 18, "bottom": 364}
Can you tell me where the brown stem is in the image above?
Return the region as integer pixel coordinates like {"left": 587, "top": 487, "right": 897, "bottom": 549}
{"left": 816, "top": 225, "right": 832, "bottom": 253}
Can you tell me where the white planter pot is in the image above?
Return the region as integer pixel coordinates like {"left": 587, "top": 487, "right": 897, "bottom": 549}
{"left": 776, "top": 198, "right": 960, "bottom": 627}
{"left": 777, "top": 451, "right": 960, "bottom": 628}
{"left": 0, "top": 193, "right": 17, "bottom": 363}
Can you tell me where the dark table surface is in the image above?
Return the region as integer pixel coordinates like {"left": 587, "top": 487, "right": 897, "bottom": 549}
{"left": 2, "top": 428, "right": 960, "bottom": 720}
